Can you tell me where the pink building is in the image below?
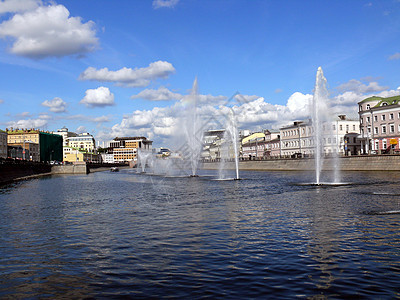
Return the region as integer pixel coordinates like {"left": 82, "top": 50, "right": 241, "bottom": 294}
{"left": 358, "top": 95, "right": 400, "bottom": 154}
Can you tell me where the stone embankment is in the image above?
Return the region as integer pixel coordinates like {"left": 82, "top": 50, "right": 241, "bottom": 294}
{"left": 202, "top": 155, "right": 400, "bottom": 171}
{"left": 0, "top": 160, "right": 52, "bottom": 185}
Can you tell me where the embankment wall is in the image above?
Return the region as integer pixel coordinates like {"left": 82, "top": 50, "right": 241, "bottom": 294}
{"left": 0, "top": 161, "right": 52, "bottom": 184}
{"left": 202, "top": 155, "right": 400, "bottom": 172}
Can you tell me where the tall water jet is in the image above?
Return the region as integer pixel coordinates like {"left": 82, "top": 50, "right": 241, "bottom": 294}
{"left": 218, "top": 110, "right": 240, "bottom": 180}
{"left": 137, "top": 148, "right": 153, "bottom": 173}
{"left": 182, "top": 77, "right": 204, "bottom": 177}
{"left": 312, "top": 67, "right": 328, "bottom": 185}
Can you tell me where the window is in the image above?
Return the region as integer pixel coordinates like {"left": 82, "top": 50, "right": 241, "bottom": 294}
{"left": 383, "top": 140, "right": 387, "bottom": 149}
{"left": 367, "top": 116, "right": 370, "bottom": 123}
{"left": 332, "top": 124, "right": 336, "bottom": 130}
{"left": 340, "top": 125, "right": 343, "bottom": 130}
{"left": 366, "top": 104, "right": 370, "bottom": 110}
{"left": 382, "top": 125, "right": 386, "bottom": 134}
{"left": 382, "top": 102, "right": 388, "bottom": 106}
{"left": 390, "top": 124, "right": 395, "bottom": 133}
{"left": 374, "top": 115, "right": 378, "bottom": 122}
{"left": 374, "top": 127, "right": 379, "bottom": 134}
{"left": 381, "top": 114, "right": 386, "bottom": 121}
{"left": 375, "top": 141, "right": 379, "bottom": 150}
{"left": 390, "top": 113, "right": 394, "bottom": 120}
{"left": 346, "top": 125, "right": 349, "bottom": 131}
{"left": 367, "top": 127, "right": 371, "bottom": 133}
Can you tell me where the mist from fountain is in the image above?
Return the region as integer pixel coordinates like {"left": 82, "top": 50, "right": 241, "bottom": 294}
{"left": 137, "top": 149, "right": 154, "bottom": 173}
{"left": 218, "top": 110, "right": 240, "bottom": 180}
{"left": 182, "top": 77, "right": 204, "bottom": 177}
{"left": 312, "top": 67, "right": 341, "bottom": 184}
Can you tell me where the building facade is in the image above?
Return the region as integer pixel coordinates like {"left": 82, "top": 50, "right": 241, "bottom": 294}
{"left": 280, "top": 115, "right": 360, "bottom": 157}
{"left": 52, "top": 127, "right": 77, "bottom": 147}
{"left": 109, "top": 137, "right": 153, "bottom": 163}
{"left": 68, "top": 133, "right": 96, "bottom": 152}
{"left": 0, "top": 130, "right": 7, "bottom": 159}
{"left": 6, "top": 128, "right": 62, "bottom": 162}
{"left": 358, "top": 95, "right": 400, "bottom": 154}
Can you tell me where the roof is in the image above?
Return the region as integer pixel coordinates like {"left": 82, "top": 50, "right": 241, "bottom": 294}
{"left": 359, "top": 95, "right": 400, "bottom": 106}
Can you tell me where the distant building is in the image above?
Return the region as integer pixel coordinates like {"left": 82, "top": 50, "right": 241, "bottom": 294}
{"left": 6, "top": 128, "right": 62, "bottom": 162}
{"left": 280, "top": 115, "right": 360, "bottom": 157}
{"left": 109, "top": 137, "right": 153, "bottom": 163}
{"left": 63, "top": 146, "right": 101, "bottom": 163}
{"left": 202, "top": 130, "right": 225, "bottom": 161}
{"left": 241, "top": 131, "right": 266, "bottom": 159}
{"left": 68, "top": 132, "right": 96, "bottom": 152}
{"left": 0, "top": 129, "right": 7, "bottom": 159}
{"left": 52, "top": 127, "right": 77, "bottom": 147}
{"left": 358, "top": 95, "right": 400, "bottom": 154}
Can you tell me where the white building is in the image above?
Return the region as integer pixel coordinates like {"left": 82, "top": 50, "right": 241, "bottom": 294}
{"left": 52, "top": 127, "right": 77, "bottom": 147}
{"left": 280, "top": 115, "right": 360, "bottom": 157}
{"left": 68, "top": 133, "right": 96, "bottom": 152}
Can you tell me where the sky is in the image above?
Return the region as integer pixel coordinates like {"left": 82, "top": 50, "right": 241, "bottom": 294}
{"left": 0, "top": 0, "right": 399, "bottom": 148}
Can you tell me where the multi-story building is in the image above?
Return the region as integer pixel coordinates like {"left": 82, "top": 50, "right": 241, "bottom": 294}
{"left": 280, "top": 115, "right": 360, "bottom": 157}
{"left": 63, "top": 146, "right": 101, "bottom": 163}
{"left": 6, "top": 128, "right": 62, "bottom": 162}
{"left": 265, "top": 130, "right": 281, "bottom": 157}
{"left": 358, "top": 95, "right": 400, "bottom": 154}
{"left": 241, "top": 132, "right": 267, "bottom": 159}
{"left": 109, "top": 137, "right": 152, "bottom": 163}
{"left": 68, "top": 132, "right": 96, "bottom": 152}
{"left": 0, "top": 130, "right": 7, "bottom": 159}
{"left": 52, "top": 127, "right": 77, "bottom": 147}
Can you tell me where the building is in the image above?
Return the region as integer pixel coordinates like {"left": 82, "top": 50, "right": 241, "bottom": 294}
{"left": 0, "top": 130, "right": 7, "bottom": 159}
{"left": 358, "top": 95, "right": 400, "bottom": 154}
{"left": 265, "top": 130, "right": 281, "bottom": 157}
{"left": 280, "top": 115, "right": 360, "bottom": 157}
{"left": 52, "top": 127, "right": 77, "bottom": 147}
{"left": 202, "top": 130, "right": 225, "bottom": 161}
{"left": 109, "top": 137, "right": 153, "bottom": 163}
{"left": 63, "top": 147, "right": 101, "bottom": 163}
{"left": 6, "top": 128, "right": 62, "bottom": 162}
{"left": 241, "top": 131, "right": 267, "bottom": 159}
{"left": 68, "top": 132, "right": 96, "bottom": 152}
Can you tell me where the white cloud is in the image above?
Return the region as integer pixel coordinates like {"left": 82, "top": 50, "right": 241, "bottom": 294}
{"left": 389, "top": 52, "right": 400, "bottom": 60}
{"left": 337, "top": 79, "right": 388, "bottom": 94}
{"left": 41, "top": 97, "right": 67, "bottom": 113}
{"left": 80, "top": 86, "right": 115, "bottom": 108}
{"left": 152, "top": 0, "right": 179, "bottom": 9}
{"left": 0, "top": 4, "right": 98, "bottom": 58}
{"left": 75, "top": 125, "right": 86, "bottom": 134}
{"left": 7, "top": 117, "right": 48, "bottom": 129}
{"left": 79, "top": 61, "right": 175, "bottom": 87}
{"left": 131, "top": 86, "right": 182, "bottom": 101}
{"left": 0, "top": 0, "right": 41, "bottom": 14}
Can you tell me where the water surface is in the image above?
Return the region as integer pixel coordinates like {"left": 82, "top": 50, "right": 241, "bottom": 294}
{"left": 1, "top": 169, "right": 399, "bottom": 298}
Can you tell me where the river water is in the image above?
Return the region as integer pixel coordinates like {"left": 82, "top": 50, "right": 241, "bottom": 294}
{"left": 0, "top": 169, "right": 400, "bottom": 298}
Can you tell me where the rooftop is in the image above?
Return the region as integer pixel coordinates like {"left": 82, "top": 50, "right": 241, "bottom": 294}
{"left": 359, "top": 95, "right": 400, "bottom": 106}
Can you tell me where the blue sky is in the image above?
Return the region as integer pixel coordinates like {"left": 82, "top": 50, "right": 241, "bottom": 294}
{"left": 0, "top": 0, "right": 399, "bottom": 147}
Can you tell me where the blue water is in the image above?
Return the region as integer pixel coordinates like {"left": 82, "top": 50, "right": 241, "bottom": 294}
{"left": 0, "top": 169, "right": 400, "bottom": 298}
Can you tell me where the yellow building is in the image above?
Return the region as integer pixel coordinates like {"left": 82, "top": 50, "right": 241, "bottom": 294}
{"left": 63, "top": 147, "right": 101, "bottom": 163}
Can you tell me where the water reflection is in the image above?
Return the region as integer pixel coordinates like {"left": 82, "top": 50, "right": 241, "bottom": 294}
{"left": 0, "top": 170, "right": 400, "bottom": 298}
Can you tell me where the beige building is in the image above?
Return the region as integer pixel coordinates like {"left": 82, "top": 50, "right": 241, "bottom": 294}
{"left": 109, "top": 137, "right": 153, "bottom": 163}
{"left": 68, "top": 132, "right": 96, "bottom": 152}
{"left": 52, "top": 127, "right": 77, "bottom": 147}
{"left": 0, "top": 130, "right": 7, "bottom": 159}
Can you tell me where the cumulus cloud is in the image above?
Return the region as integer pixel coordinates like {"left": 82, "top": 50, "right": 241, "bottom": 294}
{"left": 7, "top": 117, "right": 48, "bottom": 129}
{"left": 0, "top": 0, "right": 41, "bottom": 14}
{"left": 41, "top": 97, "right": 67, "bottom": 113}
{"left": 131, "top": 86, "right": 182, "bottom": 101}
{"left": 80, "top": 87, "right": 115, "bottom": 108}
{"left": 337, "top": 79, "right": 388, "bottom": 94}
{"left": 152, "top": 0, "right": 179, "bottom": 9}
{"left": 79, "top": 61, "right": 176, "bottom": 87}
{"left": 0, "top": 4, "right": 98, "bottom": 59}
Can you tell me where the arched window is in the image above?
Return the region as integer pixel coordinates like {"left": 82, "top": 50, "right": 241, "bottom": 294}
{"left": 366, "top": 104, "right": 370, "bottom": 110}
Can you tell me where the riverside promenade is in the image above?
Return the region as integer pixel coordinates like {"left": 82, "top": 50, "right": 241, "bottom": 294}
{"left": 202, "top": 155, "right": 400, "bottom": 172}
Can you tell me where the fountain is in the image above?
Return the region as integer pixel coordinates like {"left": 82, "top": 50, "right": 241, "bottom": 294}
{"left": 218, "top": 109, "right": 240, "bottom": 180}
{"left": 311, "top": 67, "right": 341, "bottom": 185}
{"left": 182, "top": 77, "right": 204, "bottom": 177}
{"left": 137, "top": 148, "right": 153, "bottom": 173}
